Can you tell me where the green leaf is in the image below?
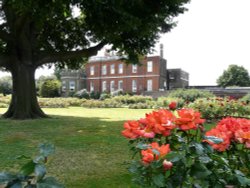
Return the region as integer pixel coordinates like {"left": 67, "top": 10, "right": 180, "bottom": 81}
{"left": 166, "top": 151, "right": 183, "bottom": 162}
{"left": 15, "top": 155, "right": 31, "bottom": 160}
{"left": 0, "top": 172, "right": 15, "bottom": 183}
{"left": 39, "top": 143, "right": 55, "bottom": 157}
{"left": 190, "top": 163, "right": 212, "bottom": 179}
{"left": 204, "top": 136, "right": 223, "bottom": 144}
{"left": 136, "top": 142, "right": 148, "bottom": 150}
{"left": 37, "top": 177, "right": 64, "bottom": 188}
{"left": 35, "top": 164, "right": 47, "bottom": 180}
{"left": 199, "top": 156, "right": 212, "bottom": 164}
{"left": 9, "top": 182, "right": 22, "bottom": 188}
{"left": 152, "top": 173, "right": 165, "bottom": 187}
{"left": 20, "top": 160, "right": 36, "bottom": 176}
{"left": 235, "top": 174, "right": 250, "bottom": 186}
{"left": 193, "top": 143, "right": 204, "bottom": 155}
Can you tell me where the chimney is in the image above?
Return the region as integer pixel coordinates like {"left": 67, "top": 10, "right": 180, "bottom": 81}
{"left": 160, "top": 43, "right": 164, "bottom": 58}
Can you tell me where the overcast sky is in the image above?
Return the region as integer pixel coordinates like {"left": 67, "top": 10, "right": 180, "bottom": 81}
{"left": 1, "top": 0, "right": 250, "bottom": 86}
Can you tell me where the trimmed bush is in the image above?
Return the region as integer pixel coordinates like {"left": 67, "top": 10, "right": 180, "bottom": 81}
{"left": 112, "top": 95, "right": 153, "bottom": 104}
{"left": 40, "top": 79, "right": 61, "bottom": 98}
{"left": 157, "top": 97, "right": 185, "bottom": 108}
{"left": 240, "top": 93, "right": 250, "bottom": 104}
{"left": 0, "top": 103, "right": 8, "bottom": 108}
{"left": 168, "top": 89, "right": 215, "bottom": 102}
{"left": 74, "top": 89, "right": 90, "bottom": 99}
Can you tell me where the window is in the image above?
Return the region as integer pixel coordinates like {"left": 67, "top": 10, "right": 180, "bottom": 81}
{"left": 147, "top": 61, "right": 153, "bottom": 72}
{"left": 62, "top": 80, "right": 66, "bottom": 91}
{"left": 90, "top": 81, "right": 94, "bottom": 92}
{"left": 132, "top": 80, "right": 137, "bottom": 92}
{"left": 132, "top": 64, "right": 137, "bottom": 73}
{"left": 118, "top": 80, "right": 123, "bottom": 91}
{"left": 102, "top": 65, "right": 107, "bottom": 75}
{"left": 118, "top": 64, "right": 123, "bottom": 74}
{"left": 90, "top": 66, "right": 95, "bottom": 75}
{"left": 69, "top": 81, "right": 75, "bottom": 91}
{"left": 110, "top": 64, "right": 115, "bottom": 74}
{"left": 110, "top": 80, "right": 115, "bottom": 92}
{"left": 102, "top": 81, "right": 107, "bottom": 92}
{"left": 147, "top": 80, "right": 153, "bottom": 91}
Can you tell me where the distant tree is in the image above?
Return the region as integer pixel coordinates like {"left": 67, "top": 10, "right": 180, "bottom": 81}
{"left": 36, "top": 75, "right": 57, "bottom": 91}
{"left": 217, "top": 65, "right": 250, "bottom": 87}
{"left": 40, "top": 79, "right": 61, "bottom": 98}
{"left": 0, "top": 0, "right": 190, "bottom": 119}
{"left": 0, "top": 76, "right": 12, "bottom": 96}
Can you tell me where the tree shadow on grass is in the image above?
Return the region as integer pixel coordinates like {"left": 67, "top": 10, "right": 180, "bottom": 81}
{"left": 0, "top": 114, "right": 136, "bottom": 188}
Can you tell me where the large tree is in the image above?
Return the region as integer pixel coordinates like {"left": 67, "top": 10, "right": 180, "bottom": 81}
{"left": 217, "top": 64, "right": 250, "bottom": 87}
{"left": 0, "top": 0, "right": 189, "bottom": 119}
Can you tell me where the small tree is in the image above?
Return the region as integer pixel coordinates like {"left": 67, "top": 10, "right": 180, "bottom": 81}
{"left": 217, "top": 65, "right": 250, "bottom": 87}
{"left": 40, "top": 79, "right": 61, "bottom": 98}
{"left": 0, "top": 76, "right": 12, "bottom": 96}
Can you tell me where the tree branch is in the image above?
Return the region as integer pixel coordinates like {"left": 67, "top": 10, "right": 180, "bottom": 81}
{"left": 36, "top": 41, "right": 106, "bottom": 67}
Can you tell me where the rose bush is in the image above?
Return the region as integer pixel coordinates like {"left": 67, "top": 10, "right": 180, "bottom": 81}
{"left": 122, "top": 106, "right": 250, "bottom": 187}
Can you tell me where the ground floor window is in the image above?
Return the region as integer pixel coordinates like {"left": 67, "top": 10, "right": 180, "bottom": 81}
{"left": 102, "top": 81, "right": 107, "bottom": 92}
{"left": 69, "top": 81, "right": 75, "bottom": 91}
{"left": 110, "top": 80, "right": 115, "bottom": 92}
{"left": 132, "top": 80, "right": 137, "bottom": 92}
{"left": 90, "top": 81, "right": 94, "bottom": 92}
{"left": 118, "top": 80, "right": 123, "bottom": 91}
{"left": 147, "top": 79, "right": 153, "bottom": 91}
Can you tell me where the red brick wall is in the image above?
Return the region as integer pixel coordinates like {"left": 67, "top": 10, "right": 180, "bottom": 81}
{"left": 85, "top": 56, "right": 165, "bottom": 93}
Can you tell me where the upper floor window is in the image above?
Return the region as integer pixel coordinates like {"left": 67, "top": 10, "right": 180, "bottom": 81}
{"left": 132, "top": 64, "right": 137, "bottom": 73}
{"left": 102, "top": 65, "right": 107, "bottom": 75}
{"left": 118, "top": 64, "right": 123, "bottom": 74}
{"left": 147, "top": 61, "right": 153, "bottom": 72}
{"left": 110, "top": 64, "right": 115, "bottom": 74}
{"left": 132, "top": 80, "right": 137, "bottom": 92}
{"left": 69, "top": 81, "right": 75, "bottom": 91}
{"left": 90, "top": 66, "right": 95, "bottom": 75}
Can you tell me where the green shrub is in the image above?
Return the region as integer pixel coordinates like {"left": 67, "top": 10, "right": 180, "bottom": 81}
{"left": 157, "top": 97, "right": 185, "bottom": 108}
{"left": 99, "top": 92, "right": 111, "bottom": 100}
{"left": 240, "top": 93, "right": 250, "bottom": 104}
{"left": 112, "top": 95, "right": 153, "bottom": 104}
{"left": 128, "top": 102, "right": 153, "bottom": 109}
{"left": 90, "top": 91, "right": 101, "bottom": 99}
{"left": 74, "top": 89, "right": 90, "bottom": 99}
{"left": 168, "top": 89, "right": 215, "bottom": 102}
{"left": 38, "top": 98, "right": 69, "bottom": 108}
{"left": 0, "top": 95, "right": 11, "bottom": 104}
{"left": 40, "top": 79, "right": 61, "bottom": 98}
{"left": 80, "top": 99, "right": 122, "bottom": 108}
{"left": 0, "top": 103, "right": 8, "bottom": 108}
{"left": 188, "top": 97, "right": 250, "bottom": 120}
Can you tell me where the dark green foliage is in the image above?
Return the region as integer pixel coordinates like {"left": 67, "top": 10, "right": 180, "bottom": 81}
{"left": 40, "top": 79, "right": 61, "bottom": 98}
{"left": 168, "top": 89, "right": 215, "bottom": 102}
{"left": 217, "top": 65, "right": 250, "bottom": 87}
{"left": 240, "top": 93, "right": 250, "bottom": 104}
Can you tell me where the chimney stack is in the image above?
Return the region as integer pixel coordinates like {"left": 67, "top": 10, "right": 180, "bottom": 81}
{"left": 160, "top": 43, "right": 164, "bottom": 58}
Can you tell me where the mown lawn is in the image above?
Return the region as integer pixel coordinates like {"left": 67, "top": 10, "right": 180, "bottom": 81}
{"left": 0, "top": 107, "right": 152, "bottom": 188}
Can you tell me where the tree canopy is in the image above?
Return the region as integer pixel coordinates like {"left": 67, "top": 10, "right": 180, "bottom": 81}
{"left": 0, "top": 0, "right": 190, "bottom": 119}
{"left": 217, "top": 65, "right": 250, "bottom": 87}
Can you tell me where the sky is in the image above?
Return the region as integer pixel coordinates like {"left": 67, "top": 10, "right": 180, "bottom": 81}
{"left": 1, "top": 0, "right": 250, "bottom": 86}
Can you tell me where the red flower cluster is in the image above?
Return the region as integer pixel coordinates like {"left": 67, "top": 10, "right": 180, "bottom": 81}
{"left": 141, "top": 142, "right": 171, "bottom": 165}
{"left": 122, "top": 108, "right": 205, "bottom": 139}
{"left": 205, "top": 117, "right": 250, "bottom": 151}
{"left": 168, "top": 101, "right": 177, "bottom": 110}
{"left": 175, "top": 108, "right": 205, "bottom": 131}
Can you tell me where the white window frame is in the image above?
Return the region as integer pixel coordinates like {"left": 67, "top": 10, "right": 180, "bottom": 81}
{"left": 102, "top": 81, "right": 107, "bottom": 92}
{"left": 90, "top": 66, "right": 95, "bottom": 75}
{"left": 147, "top": 79, "right": 153, "bottom": 91}
{"left": 118, "top": 80, "right": 123, "bottom": 91}
{"left": 132, "top": 80, "right": 137, "bottom": 92}
{"left": 102, "top": 65, "right": 107, "bottom": 75}
{"left": 110, "top": 80, "right": 115, "bottom": 92}
{"left": 132, "top": 64, "right": 137, "bottom": 73}
{"left": 147, "top": 61, "right": 153, "bottom": 72}
{"left": 118, "top": 64, "right": 123, "bottom": 74}
{"left": 90, "top": 81, "right": 94, "bottom": 92}
{"left": 69, "top": 81, "right": 75, "bottom": 91}
{"left": 110, "top": 64, "right": 115, "bottom": 74}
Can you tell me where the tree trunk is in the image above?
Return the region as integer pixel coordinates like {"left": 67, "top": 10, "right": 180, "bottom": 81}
{"left": 2, "top": 63, "right": 48, "bottom": 119}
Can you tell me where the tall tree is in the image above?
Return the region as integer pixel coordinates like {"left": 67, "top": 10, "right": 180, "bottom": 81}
{"left": 0, "top": 0, "right": 190, "bottom": 119}
{"left": 217, "top": 64, "right": 250, "bottom": 87}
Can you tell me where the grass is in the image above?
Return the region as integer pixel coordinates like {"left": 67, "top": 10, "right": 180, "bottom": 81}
{"left": 0, "top": 107, "right": 152, "bottom": 188}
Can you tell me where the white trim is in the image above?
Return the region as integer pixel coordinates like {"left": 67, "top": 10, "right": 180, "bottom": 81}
{"left": 61, "top": 76, "right": 86, "bottom": 79}
{"left": 86, "top": 75, "right": 159, "bottom": 80}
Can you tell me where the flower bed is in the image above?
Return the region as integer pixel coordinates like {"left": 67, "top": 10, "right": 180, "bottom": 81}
{"left": 122, "top": 105, "right": 250, "bottom": 187}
